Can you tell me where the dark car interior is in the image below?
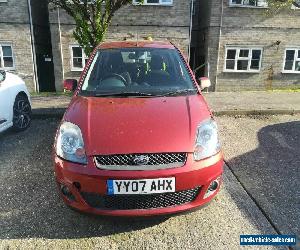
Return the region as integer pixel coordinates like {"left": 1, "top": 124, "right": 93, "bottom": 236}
{"left": 83, "top": 48, "right": 194, "bottom": 92}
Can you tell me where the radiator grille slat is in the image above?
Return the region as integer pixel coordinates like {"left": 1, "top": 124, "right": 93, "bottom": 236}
{"left": 81, "top": 187, "right": 201, "bottom": 210}
{"left": 94, "top": 153, "right": 187, "bottom": 170}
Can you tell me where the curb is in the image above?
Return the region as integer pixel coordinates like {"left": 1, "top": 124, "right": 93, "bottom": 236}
{"left": 31, "top": 108, "right": 300, "bottom": 119}
{"left": 32, "top": 108, "right": 65, "bottom": 119}
{"left": 212, "top": 109, "right": 300, "bottom": 116}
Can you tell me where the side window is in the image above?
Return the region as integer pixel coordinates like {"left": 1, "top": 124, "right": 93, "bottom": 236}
{"left": 224, "top": 47, "right": 262, "bottom": 72}
{"left": 229, "top": 0, "right": 268, "bottom": 7}
{"left": 0, "top": 45, "right": 15, "bottom": 70}
{"left": 70, "top": 45, "right": 88, "bottom": 71}
{"left": 283, "top": 49, "right": 300, "bottom": 73}
{"left": 292, "top": 0, "right": 300, "bottom": 9}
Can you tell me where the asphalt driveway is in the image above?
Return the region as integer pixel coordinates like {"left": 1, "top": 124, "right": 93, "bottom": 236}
{"left": 217, "top": 115, "right": 300, "bottom": 238}
{"left": 0, "top": 116, "right": 298, "bottom": 249}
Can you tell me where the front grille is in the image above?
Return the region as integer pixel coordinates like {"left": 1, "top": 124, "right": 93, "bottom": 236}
{"left": 94, "top": 153, "right": 187, "bottom": 170}
{"left": 81, "top": 187, "right": 201, "bottom": 210}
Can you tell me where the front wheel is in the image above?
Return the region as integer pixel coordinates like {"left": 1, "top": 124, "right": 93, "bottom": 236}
{"left": 12, "top": 95, "right": 31, "bottom": 132}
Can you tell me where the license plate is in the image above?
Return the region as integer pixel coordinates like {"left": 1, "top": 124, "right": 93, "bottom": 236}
{"left": 107, "top": 177, "right": 175, "bottom": 195}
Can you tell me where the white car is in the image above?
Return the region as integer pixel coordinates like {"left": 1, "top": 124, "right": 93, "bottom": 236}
{"left": 0, "top": 70, "right": 32, "bottom": 133}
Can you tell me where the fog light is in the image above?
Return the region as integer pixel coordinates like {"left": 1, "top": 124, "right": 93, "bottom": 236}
{"left": 204, "top": 178, "right": 220, "bottom": 199}
{"left": 208, "top": 180, "right": 219, "bottom": 192}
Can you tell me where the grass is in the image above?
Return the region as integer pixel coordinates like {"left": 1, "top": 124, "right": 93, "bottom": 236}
{"left": 30, "top": 91, "right": 72, "bottom": 97}
{"left": 267, "top": 88, "right": 300, "bottom": 93}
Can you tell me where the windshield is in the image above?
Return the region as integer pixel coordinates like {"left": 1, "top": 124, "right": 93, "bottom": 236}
{"left": 80, "top": 48, "right": 197, "bottom": 97}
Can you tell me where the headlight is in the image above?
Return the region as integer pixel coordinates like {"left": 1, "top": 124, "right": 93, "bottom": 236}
{"left": 56, "top": 121, "right": 87, "bottom": 164}
{"left": 193, "top": 119, "right": 221, "bottom": 161}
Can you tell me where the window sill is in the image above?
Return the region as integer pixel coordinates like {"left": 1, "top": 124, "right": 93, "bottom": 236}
{"left": 223, "top": 70, "right": 261, "bottom": 73}
{"left": 71, "top": 68, "right": 83, "bottom": 72}
{"left": 228, "top": 5, "right": 268, "bottom": 9}
{"left": 0, "top": 67, "right": 15, "bottom": 71}
{"left": 132, "top": 4, "right": 173, "bottom": 7}
{"left": 282, "top": 71, "right": 300, "bottom": 74}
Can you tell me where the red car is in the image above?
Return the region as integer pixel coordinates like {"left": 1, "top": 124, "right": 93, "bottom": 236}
{"left": 53, "top": 41, "right": 223, "bottom": 216}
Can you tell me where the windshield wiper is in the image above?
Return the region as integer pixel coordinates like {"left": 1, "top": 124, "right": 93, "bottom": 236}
{"left": 162, "top": 89, "right": 197, "bottom": 97}
{"left": 94, "top": 91, "right": 157, "bottom": 97}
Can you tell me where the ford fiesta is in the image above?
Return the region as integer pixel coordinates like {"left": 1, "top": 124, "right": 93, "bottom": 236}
{"left": 53, "top": 41, "right": 224, "bottom": 216}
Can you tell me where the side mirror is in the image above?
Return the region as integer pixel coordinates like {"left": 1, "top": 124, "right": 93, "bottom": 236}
{"left": 0, "top": 70, "right": 6, "bottom": 83}
{"left": 63, "top": 79, "right": 78, "bottom": 92}
{"left": 198, "top": 77, "right": 211, "bottom": 90}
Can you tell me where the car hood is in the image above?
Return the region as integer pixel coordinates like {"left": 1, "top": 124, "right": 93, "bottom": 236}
{"left": 64, "top": 95, "right": 212, "bottom": 155}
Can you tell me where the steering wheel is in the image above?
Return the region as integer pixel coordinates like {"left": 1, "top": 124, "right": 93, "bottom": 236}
{"left": 101, "top": 73, "right": 127, "bottom": 85}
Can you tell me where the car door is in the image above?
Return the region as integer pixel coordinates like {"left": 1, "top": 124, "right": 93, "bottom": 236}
{"left": 0, "top": 76, "right": 13, "bottom": 131}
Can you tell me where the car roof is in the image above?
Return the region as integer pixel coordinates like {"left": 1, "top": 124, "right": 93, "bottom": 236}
{"left": 97, "top": 41, "right": 176, "bottom": 50}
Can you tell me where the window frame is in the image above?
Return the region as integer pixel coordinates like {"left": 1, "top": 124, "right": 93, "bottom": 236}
{"left": 282, "top": 48, "right": 300, "bottom": 74}
{"left": 224, "top": 46, "right": 263, "bottom": 73}
{"left": 132, "top": 0, "right": 173, "bottom": 6}
{"left": 291, "top": 1, "right": 300, "bottom": 10}
{"left": 70, "top": 45, "right": 88, "bottom": 72}
{"left": 0, "top": 44, "right": 15, "bottom": 70}
{"left": 229, "top": 0, "right": 268, "bottom": 8}
{"left": 192, "top": 0, "right": 196, "bottom": 15}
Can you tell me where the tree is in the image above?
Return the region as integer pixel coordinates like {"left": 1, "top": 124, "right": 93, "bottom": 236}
{"left": 48, "top": 0, "right": 143, "bottom": 56}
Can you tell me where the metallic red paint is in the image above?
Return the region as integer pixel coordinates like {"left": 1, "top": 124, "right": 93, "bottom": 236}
{"left": 54, "top": 41, "right": 224, "bottom": 216}
{"left": 54, "top": 153, "right": 223, "bottom": 216}
{"left": 63, "top": 95, "right": 211, "bottom": 155}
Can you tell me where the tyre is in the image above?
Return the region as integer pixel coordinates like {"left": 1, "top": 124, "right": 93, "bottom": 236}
{"left": 12, "top": 94, "right": 31, "bottom": 132}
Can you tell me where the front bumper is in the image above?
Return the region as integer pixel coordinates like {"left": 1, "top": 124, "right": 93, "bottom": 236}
{"left": 54, "top": 153, "right": 224, "bottom": 216}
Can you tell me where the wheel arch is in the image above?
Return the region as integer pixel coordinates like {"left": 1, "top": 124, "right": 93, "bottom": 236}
{"left": 15, "top": 91, "right": 30, "bottom": 101}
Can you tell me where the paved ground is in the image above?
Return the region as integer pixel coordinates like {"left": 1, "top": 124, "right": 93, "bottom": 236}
{"left": 30, "top": 91, "right": 300, "bottom": 117}
{"left": 217, "top": 115, "right": 300, "bottom": 238}
{"left": 0, "top": 116, "right": 299, "bottom": 249}
{"left": 203, "top": 92, "right": 300, "bottom": 115}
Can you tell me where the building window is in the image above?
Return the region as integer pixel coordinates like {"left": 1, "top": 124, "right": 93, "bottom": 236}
{"left": 283, "top": 48, "right": 300, "bottom": 73}
{"left": 70, "top": 45, "right": 88, "bottom": 71}
{"left": 224, "top": 47, "right": 262, "bottom": 72}
{"left": 292, "top": 0, "right": 300, "bottom": 9}
{"left": 229, "top": 0, "right": 268, "bottom": 7}
{"left": 133, "top": 0, "right": 173, "bottom": 5}
{"left": 0, "top": 44, "right": 15, "bottom": 70}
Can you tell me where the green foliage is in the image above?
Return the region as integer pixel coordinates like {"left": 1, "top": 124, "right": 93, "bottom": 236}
{"left": 266, "top": 0, "right": 298, "bottom": 15}
{"left": 48, "top": 0, "right": 143, "bottom": 56}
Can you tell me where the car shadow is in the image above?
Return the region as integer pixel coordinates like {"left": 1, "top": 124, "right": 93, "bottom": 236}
{"left": 223, "top": 120, "right": 300, "bottom": 237}
{"left": 0, "top": 119, "right": 167, "bottom": 239}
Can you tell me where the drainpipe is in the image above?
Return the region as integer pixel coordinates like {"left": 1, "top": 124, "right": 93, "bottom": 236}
{"left": 27, "top": 0, "right": 39, "bottom": 92}
{"left": 57, "top": 7, "right": 65, "bottom": 89}
{"left": 188, "top": 0, "right": 194, "bottom": 63}
{"left": 215, "top": 0, "right": 224, "bottom": 91}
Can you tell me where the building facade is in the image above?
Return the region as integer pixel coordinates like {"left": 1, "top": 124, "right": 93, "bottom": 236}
{"left": 48, "top": 0, "right": 193, "bottom": 91}
{"left": 2, "top": 0, "right": 300, "bottom": 92}
{"left": 0, "top": 0, "right": 36, "bottom": 91}
{"left": 0, "top": 0, "right": 55, "bottom": 92}
{"left": 198, "top": 0, "right": 300, "bottom": 91}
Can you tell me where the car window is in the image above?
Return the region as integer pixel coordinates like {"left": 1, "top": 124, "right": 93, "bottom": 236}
{"left": 81, "top": 48, "right": 197, "bottom": 96}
